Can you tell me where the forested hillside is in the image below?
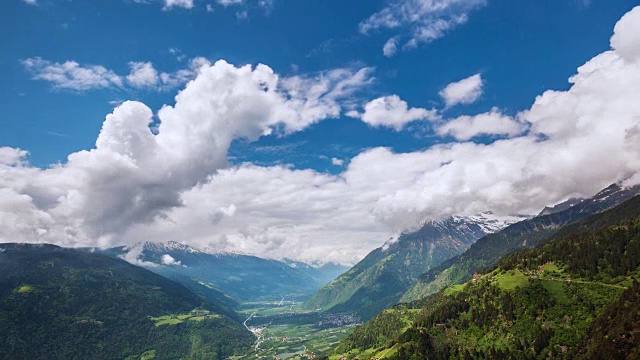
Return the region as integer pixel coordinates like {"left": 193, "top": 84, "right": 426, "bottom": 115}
{"left": 328, "top": 195, "right": 640, "bottom": 359}
{"left": 0, "top": 244, "right": 253, "bottom": 360}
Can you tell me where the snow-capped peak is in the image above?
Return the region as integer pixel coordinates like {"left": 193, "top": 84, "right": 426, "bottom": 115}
{"left": 130, "top": 241, "right": 203, "bottom": 254}
{"left": 202, "top": 247, "right": 250, "bottom": 257}
{"left": 456, "top": 212, "right": 527, "bottom": 234}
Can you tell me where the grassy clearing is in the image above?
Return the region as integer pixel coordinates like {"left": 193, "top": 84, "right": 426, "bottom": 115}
{"left": 376, "top": 344, "right": 398, "bottom": 359}
{"left": 151, "top": 317, "right": 183, "bottom": 326}
{"left": 443, "top": 283, "right": 466, "bottom": 296}
{"left": 539, "top": 279, "right": 571, "bottom": 304}
{"left": 17, "top": 285, "right": 35, "bottom": 293}
{"left": 542, "top": 262, "right": 561, "bottom": 273}
{"left": 149, "top": 309, "right": 220, "bottom": 327}
{"left": 140, "top": 350, "right": 157, "bottom": 360}
{"left": 494, "top": 270, "right": 529, "bottom": 290}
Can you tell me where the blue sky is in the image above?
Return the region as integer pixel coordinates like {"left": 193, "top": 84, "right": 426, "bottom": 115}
{"left": 3, "top": 0, "right": 636, "bottom": 170}
{"left": 2, "top": 1, "right": 640, "bottom": 263}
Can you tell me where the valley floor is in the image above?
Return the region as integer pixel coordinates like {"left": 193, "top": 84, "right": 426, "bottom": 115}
{"left": 231, "top": 300, "right": 360, "bottom": 359}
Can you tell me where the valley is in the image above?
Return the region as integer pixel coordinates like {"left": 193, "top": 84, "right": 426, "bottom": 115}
{"left": 233, "top": 300, "right": 360, "bottom": 360}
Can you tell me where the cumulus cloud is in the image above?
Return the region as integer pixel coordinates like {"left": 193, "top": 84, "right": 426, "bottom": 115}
{"left": 352, "top": 95, "right": 438, "bottom": 131}
{"left": 331, "top": 158, "right": 344, "bottom": 166}
{"left": 360, "top": 0, "right": 486, "bottom": 56}
{"left": 127, "top": 62, "right": 159, "bottom": 88}
{"left": 161, "top": 254, "right": 182, "bottom": 265}
{"left": 22, "top": 58, "right": 123, "bottom": 91}
{"left": 0, "top": 147, "right": 28, "bottom": 166}
{"left": 439, "top": 73, "right": 483, "bottom": 107}
{"left": 610, "top": 6, "right": 640, "bottom": 63}
{"left": 437, "top": 108, "right": 527, "bottom": 140}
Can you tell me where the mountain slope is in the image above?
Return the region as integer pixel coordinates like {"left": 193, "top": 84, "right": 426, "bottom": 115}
{"left": 329, "top": 194, "right": 640, "bottom": 360}
{"left": 100, "top": 241, "right": 323, "bottom": 302}
{"left": 402, "top": 183, "right": 640, "bottom": 303}
{"left": 305, "top": 213, "right": 524, "bottom": 320}
{"left": 0, "top": 244, "right": 253, "bottom": 360}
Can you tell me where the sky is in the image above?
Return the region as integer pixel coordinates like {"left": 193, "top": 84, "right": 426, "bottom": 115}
{"left": 1, "top": 0, "right": 640, "bottom": 265}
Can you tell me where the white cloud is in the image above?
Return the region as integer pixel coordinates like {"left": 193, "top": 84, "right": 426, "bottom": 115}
{"left": 158, "top": 57, "right": 211, "bottom": 89}
{"left": 278, "top": 66, "right": 375, "bottom": 132}
{"left": 610, "top": 6, "right": 640, "bottom": 63}
{"left": 436, "top": 108, "right": 527, "bottom": 140}
{"left": 168, "top": 48, "right": 187, "bottom": 62}
{"left": 212, "top": 0, "right": 274, "bottom": 15}
{"left": 22, "top": 0, "right": 37, "bottom": 5}
{"left": 127, "top": 62, "right": 159, "bottom": 88}
{"left": 161, "top": 254, "right": 182, "bottom": 265}
{"left": 1, "top": 59, "right": 373, "bottom": 256}
{"left": 405, "top": 14, "right": 468, "bottom": 49}
{"left": 4, "top": 8, "right": 640, "bottom": 265}
{"left": 206, "top": 4, "right": 214, "bottom": 12}
{"left": 331, "top": 158, "right": 344, "bottom": 166}
{"left": 124, "top": 164, "right": 390, "bottom": 264}
{"left": 439, "top": 73, "right": 483, "bottom": 107}
{"left": 163, "top": 0, "right": 193, "bottom": 10}
{"left": 209, "top": 204, "right": 236, "bottom": 224}
{"left": 217, "top": 0, "right": 243, "bottom": 5}
{"left": 0, "top": 147, "right": 28, "bottom": 166}
{"left": 383, "top": 37, "right": 399, "bottom": 57}
{"left": 119, "top": 244, "right": 158, "bottom": 267}
{"left": 22, "top": 58, "right": 123, "bottom": 91}
{"left": 352, "top": 95, "right": 438, "bottom": 131}
{"left": 360, "top": 0, "right": 486, "bottom": 56}
{"left": 23, "top": 57, "right": 211, "bottom": 92}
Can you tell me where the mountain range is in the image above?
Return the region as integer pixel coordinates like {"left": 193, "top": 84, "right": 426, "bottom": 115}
{"left": 305, "top": 212, "right": 526, "bottom": 320}
{"left": 93, "top": 241, "right": 348, "bottom": 303}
